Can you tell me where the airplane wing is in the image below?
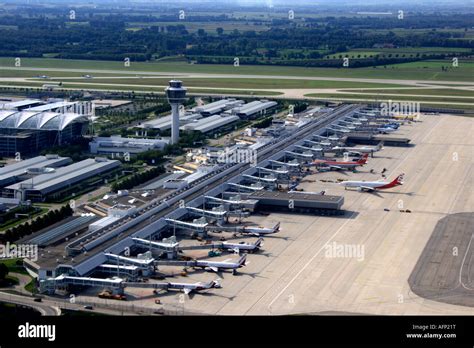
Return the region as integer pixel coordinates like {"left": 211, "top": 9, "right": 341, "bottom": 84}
{"left": 328, "top": 165, "right": 344, "bottom": 170}
{"left": 209, "top": 266, "right": 219, "bottom": 273}
{"left": 184, "top": 288, "right": 192, "bottom": 295}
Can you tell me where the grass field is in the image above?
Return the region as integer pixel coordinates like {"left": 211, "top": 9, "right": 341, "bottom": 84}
{"left": 0, "top": 69, "right": 117, "bottom": 78}
{"left": 344, "top": 88, "right": 474, "bottom": 97}
{"left": 0, "top": 258, "right": 28, "bottom": 276}
{"left": 305, "top": 92, "right": 474, "bottom": 106}
{"left": 1, "top": 57, "right": 473, "bottom": 82}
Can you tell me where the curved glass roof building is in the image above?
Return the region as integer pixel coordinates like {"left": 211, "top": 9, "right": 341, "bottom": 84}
{"left": 0, "top": 100, "right": 90, "bottom": 156}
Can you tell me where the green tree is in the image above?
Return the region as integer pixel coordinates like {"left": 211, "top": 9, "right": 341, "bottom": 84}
{"left": 0, "top": 263, "right": 8, "bottom": 281}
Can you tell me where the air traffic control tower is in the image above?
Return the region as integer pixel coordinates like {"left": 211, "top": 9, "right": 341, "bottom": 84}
{"left": 165, "top": 80, "right": 187, "bottom": 145}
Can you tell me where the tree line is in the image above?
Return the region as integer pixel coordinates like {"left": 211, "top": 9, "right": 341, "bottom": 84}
{"left": 0, "top": 205, "right": 74, "bottom": 244}
{"left": 111, "top": 166, "right": 165, "bottom": 192}
{"left": 0, "top": 12, "right": 471, "bottom": 66}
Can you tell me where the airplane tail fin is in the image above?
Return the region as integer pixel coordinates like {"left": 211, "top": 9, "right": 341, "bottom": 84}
{"left": 358, "top": 154, "right": 369, "bottom": 164}
{"left": 255, "top": 237, "right": 264, "bottom": 248}
{"left": 376, "top": 141, "right": 384, "bottom": 150}
{"left": 390, "top": 173, "right": 405, "bottom": 186}
{"left": 210, "top": 279, "right": 222, "bottom": 289}
{"left": 273, "top": 222, "right": 280, "bottom": 232}
{"left": 238, "top": 254, "right": 247, "bottom": 267}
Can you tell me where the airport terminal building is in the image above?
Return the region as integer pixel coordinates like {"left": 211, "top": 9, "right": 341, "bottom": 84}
{"left": 0, "top": 99, "right": 91, "bottom": 156}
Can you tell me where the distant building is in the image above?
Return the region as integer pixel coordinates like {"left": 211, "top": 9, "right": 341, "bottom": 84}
{"left": 180, "top": 114, "right": 240, "bottom": 133}
{"left": 139, "top": 113, "right": 202, "bottom": 131}
{"left": 233, "top": 100, "right": 278, "bottom": 119}
{"left": 0, "top": 155, "right": 72, "bottom": 188}
{"left": 0, "top": 99, "right": 92, "bottom": 156}
{"left": 89, "top": 136, "right": 169, "bottom": 155}
{"left": 193, "top": 98, "right": 244, "bottom": 116}
{"left": 3, "top": 157, "right": 121, "bottom": 202}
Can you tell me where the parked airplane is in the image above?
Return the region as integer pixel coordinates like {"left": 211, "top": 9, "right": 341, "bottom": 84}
{"left": 195, "top": 254, "right": 248, "bottom": 274}
{"left": 377, "top": 126, "right": 397, "bottom": 134}
{"left": 209, "top": 222, "right": 280, "bottom": 236}
{"left": 241, "top": 222, "right": 280, "bottom": 236}
{"left": 332, "top": 142, "right": 383, "bottom": 155}
{"left": 221, "top": 237, "right": 264, "bottom": 253}
{"left": 165, "top": 279, "right": 222, "bottom": 294}
{"left": 340, "top": 173, "right": 405, "bottom": 192}
{"left": 311, "top": 154, "right": 369, "bottom": 170}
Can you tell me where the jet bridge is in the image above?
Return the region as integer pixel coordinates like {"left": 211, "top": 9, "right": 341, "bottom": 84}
{"left": 256, "top": 166, "right": 289, "bottom": 176}
{"left": 132, "top": 237, "right": 179, "bottom": 259}
{"left": 303, "top": 139, "right": 324, "bottom": 147}
{"left": 165, "top": 218, "right": 208, "bottom": 232}
{"left": 227, "top": 182, "right": 264, "bottom": 192}
{"left": 285, "top": 150, "right": 313, "bottom": 160}
{"left": 327, "top": 126, "right": 350, "bottom": 134}
{"left": 98, "top": 264, "right": 141, "bottom": 279}
{"left": 186, "top": 206, "right": 227, "bottom": 223}
{"left": 40, "top": 274, "right": 125, "bottom": 294}
{"left": 242, "top": 174, "right": 277, "bottom": 185}
{"left": 294, "top": 144, "right": 323, "bottom": 153}
{"left": 205, "top": 195, "right": 254, "bottom": 205}
{"left": 104, "top": 253, "right": 155, "bottom": 269}
{"left": 268, "top": 159, "right": 300, "bottom": 169}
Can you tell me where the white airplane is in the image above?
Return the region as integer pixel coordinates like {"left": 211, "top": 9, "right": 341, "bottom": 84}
{"left": 164, "top": 279, "right": 221, "bottom": 294}
{"left": 340, "top": 173, "right": 404, "bottom": 192}
{"left": 221, "top": 237, "right": 264, "bottom": 253}
{"left": 195, "top": 254, "right": 248, "bottom": 274}
{"left": 377, "top": 127, "right": 397, "bottom": 134}
{"left": 240, "top": 222, "right": 280, "bottom": 236}
{"left": 332, "top": 142, "right": 383, "bottom": 155}
{"left": 209, "top": 222, "right": 280, "bottom": 236}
